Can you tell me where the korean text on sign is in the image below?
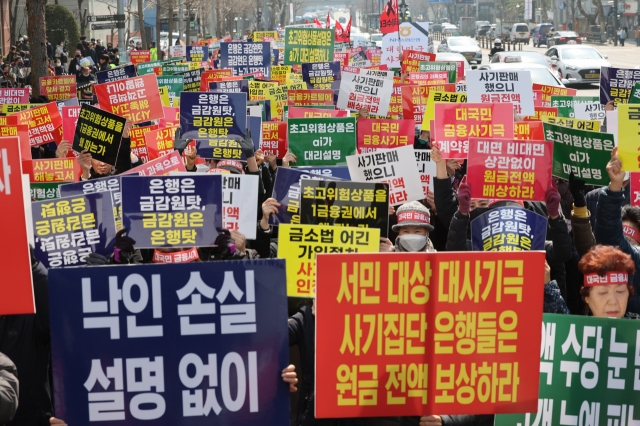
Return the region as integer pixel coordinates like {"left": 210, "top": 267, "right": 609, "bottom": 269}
{"left": 287, "top": 117, "right": 356, "bottom": 166}
{"left": 466, "top": 70, "right": 534, "bottom": 116}
{"left": 180, "top": 92, "right": 247, "bottom": 141}
{"left": 94, "top": 74, "right": 164, "bottom": 123}
{"left": 72, "top": 104, "right": 126, "bottom": 166}
{"left": 284, "top": 28, "right": 334, "bottom": 65}
{"left": 470, "top": 207, "right": 548, "bottom": 252}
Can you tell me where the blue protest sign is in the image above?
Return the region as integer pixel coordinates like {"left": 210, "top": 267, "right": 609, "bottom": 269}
{"left": 272, "top": 49, "right": 280, "bottom": 65}
{"left": 121, "top": 175, "right": 223, "bottom": 248}
{"left": 470, "top": 206, "right": 548, "bottom": 251}
{"left": 180, "top": 92, "right": 248, "bottom": 141}
{"left": 49, "top": 260, "right": 290, "bottom": 424}
{"left": 599, "top": 66, "right": 640, "bottom": 105}
{"left": 195, "top": 115, "right": 259, "bottom": 160}
{"left": 186, "top": 46, "right": 209, "bottom": 63}
{"left": 32, "top": 192, "right": 117, "bottom": 268}
{"left": 269, "top": 167, "right": 344, "bottom": 225}
{"left": 302, "top": 61, "right": 341, "bottom": 90}
{"left": 96, "top": 64, "right": 137, "bottom": 84}
{"left": 59, "top": 176, "right": 126, "bottom": 230}
{"left": 220, "top": 42, "right": 272, "bottom": 78}
{"left": 209, "top": 80, "right": 250, "bottom": 93}
{"left": 297, "top": 166, "right": 352, "bottom": 180}
{"left": 248, "top": 115, "right": 262, "bottom": 150}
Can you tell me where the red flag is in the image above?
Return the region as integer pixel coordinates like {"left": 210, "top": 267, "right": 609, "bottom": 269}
{"left": 380, "top": 0, "right": 399, "bottom": 35}
{"left": 345, "top": 16, "right": 352, "bottom": 41}
{"left": 326, "top": 12, "right": 331, "bottom": 29}
{"left": 335, "top": 21, "right": 346, "bottom": 42}
{"left": 314, "top": 18, "right": 323, "bottom": 28}
{"left": 305, "top": 19, "right": 309, "bottom": 24}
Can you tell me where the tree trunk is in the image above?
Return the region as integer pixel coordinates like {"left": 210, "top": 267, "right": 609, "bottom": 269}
{"left": 27, "top": 0, "right": 47, "bottom": 96}
{"left": 577, "top": 0, "right": 598, "bottom": 24}
{"left": 78, "top": 0, "right": 87, "bottom": 35}
{"left": 10, "top": 0, "right": 20, "bottom": 45}
{"left": 138, "top": 0, "right": 145, "bottom": 49}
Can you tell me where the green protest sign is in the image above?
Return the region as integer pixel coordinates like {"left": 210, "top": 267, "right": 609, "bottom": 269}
{"left": 496, "top": 313, "right": 640, "bottom": 426}
{"left": 629, "top": 82, "right": 640, "bottom": 104}
{"left": 544, "top": 122, "right": 614, "bottom": 186}
{"left": 30, "top": 183, "right": 62, "bottom": 201}
{"left": 137, "top": 57, "right": 184, "bottom": 76}
{"left": 418, "top": 61, "right": 458, "bottom": 74}
{"left": 287, "top": 117, "right": 356, "bottom": 166}
{"left": 156, "top": 75, "right": 184, "bottom": 100}
{"left": 161, "top": 64, "right": 189, "bottom": 75}
{"left": 550, "top": 96, "right": 599, "bottom": 118}
{"left": 284, "top": 28, "right": 334, "bottom": 65}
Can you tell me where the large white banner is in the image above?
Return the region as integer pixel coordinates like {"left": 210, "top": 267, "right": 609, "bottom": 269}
{"left": 337, "top": 67, "right": 394, "bottom": 116}
{"left": 381, "top": 22, "right": 432, "bottom": 68}
{"left": 466, "top": 69, "right": 535, "bottom": 116}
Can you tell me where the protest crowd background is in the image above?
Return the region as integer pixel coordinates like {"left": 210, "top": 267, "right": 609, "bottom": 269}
{"left": 2, "top": 1, "right": 640, "bottom": 425}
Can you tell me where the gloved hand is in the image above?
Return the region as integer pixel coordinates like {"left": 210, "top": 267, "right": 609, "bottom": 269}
{"left": 239, "top": 128, "right": 255, "bottom": 159}
{"left": 86, "top": 252, "right": 110, "bottom": 266}
{"left": 112, "top": 229, "right": 137, "bottom": 264}
{"left": 568, "top": 172, "right": 586, "bottom": 208}
{"left": 545, "top": 184, "right": 561, "bottom": 219}
{"left": 457, "top": 175, "right": 471, "bottom": 215}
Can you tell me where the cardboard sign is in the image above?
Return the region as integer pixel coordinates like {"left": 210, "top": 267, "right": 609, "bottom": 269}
{"left": 169, "top": 44, "right": 186, "bottom": 57}
{"left": 284, "top": 27, "right": 334, "bottom": 65}
{"left": 200, "top": 70, "right": 236, "bottom": 91}
{"left": 32, "top": 192, "right": 117, "bottom": 268}
{"left": 129, "top": 124, "right": 158, "bottom": 163}
{"left": 185, "top": 45, "right": 209, "bottom": 63}
{"left": 467, "top": 138, "right": 553, "bottom": 202}
{"left": 59, "top": 175, "right": 124, "bottom": 230}
{"left": 357, "top": 119, "right": 415, "bottom": 153}
{"left": 177, "top": 68, "right": 204, "bottom": 92}
{"left": 299, "top": 179, "right": 389, "bottom": 237}
{"left": 161, "top": 64, "right": 189, "bottom": 75}
{"left": 248, "top": 81, "right": 277, "bottom": 101}
{"left": 599, "top": 66, "right": 640, "bottom": 105}
{"left": 301, "top": 61, "right": 341, "bottom": 90}
{"left": 466, "top": 70, "right": 534, "bottom": 116}
{"left": 130, "top": 50, "right": 151, "bottom": 64}
{"left": 432, "top": 103, "right": 515, "bottom": 159}
{"left": 261, "top": 121, "right": 288, "bottom": 158}
{"left": 48, "top": 261, "right": 290, "bottom": 424}
{"left": 315, "top": 251, "right": 545, "bottom": 417}
{"left": 220, "top": 42, "right": 271, "bottom": 77}
{"left": 420, "top": 60, "right": 464, "bottom": 81}
{"left": 573, "top": 101, "right": 606, "bottom": 122}
{"left": 94, "top": 74, "right": 165, "bottom": 123}
{"left": 72, "top": 104, "right": 126, "bottom": 165}
{"left": 287, "top": 117, "right": 356, "bottom": 166}
{"left": 278, "top": 224, "right": 380, "bottom": 296}
{"left": 144, "top": 127, "right": 176, "bottom": 161}
{"left": 123, "top": 151, "right": 186, "bottom": 176}
{"left": 401, "top": 49, "right": 436, "bottom": 73}
{"left": 0, "top": 137, "right": 35, "bottom": 315}
{"left": 337, "top": 68, "right": 394, "bottom": 116}
{"left": 222, "top": 174, "right": 259, "bottom": 239}
{"left": 121, "top": 174, "right": 222, "bottom": 248}
{"left": 30, "top": 158, "right": 80, "bottom": 183}
{"left": 179, "top": 92, "right": 247, "bottom": 141}
{"left": 96, "top": 64, "right": 137, "bottom": 84}
{"left": 0, "top": 88, "right": 29, "bottom": 104}
{"left": 543, "top": 122, "right": 613, "bottom": 185}
{"left": 346, "top": 145, "right": 424, "bottom": 205}
{"left": 514, "top": 121, "right": 545, "bottom": 140}
{"left": 415, "top": 149, "right": 437, "bottom": 197}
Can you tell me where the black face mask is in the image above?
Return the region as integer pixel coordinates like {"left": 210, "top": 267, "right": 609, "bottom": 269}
{"left": 470, "top": 207, "right": 489, "bottom": 221}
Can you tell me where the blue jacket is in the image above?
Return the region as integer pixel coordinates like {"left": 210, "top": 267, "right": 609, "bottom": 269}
{"left": 586, "top": 184, "right": 630, "bottom": 228}
{"left": 594, "top": 187, "right": 640, "bottom": 314}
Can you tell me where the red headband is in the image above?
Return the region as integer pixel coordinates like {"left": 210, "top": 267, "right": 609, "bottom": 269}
{"left": 623, "top": 225, "right": 640, "bottom": 244}
{"left": 397, "top": 211, "right": 430, "bottom": 225}
{"left": 583, "top": 271, "right": 629, "bottom": 287}
{"left": 153, "top": 247, "right": 199, "bottom": 264}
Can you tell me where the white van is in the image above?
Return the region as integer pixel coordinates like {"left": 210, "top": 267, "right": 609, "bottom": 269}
{"left": 509, "top": 23, "right": 530, "bottom": 43}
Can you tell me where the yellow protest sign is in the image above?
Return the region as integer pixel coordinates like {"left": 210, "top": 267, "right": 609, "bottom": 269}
{"left": 271, "top": 65, "right": 292, "bottom": 84}
{"left": 278, "top": 224, "right": 380, "bottom": 297}
{"left": 2, "top": 104, "right": 38, "bottom": 114}
{"left": 187, "top": 61, "right": 201, "bottom": 70}
{"left": 541, "top": 115, "right": 601, "bottom": 132}
{"left": 421, "top": 91, "right": 467, "bottom": 131}
{"left": 253, "top": 31, "right": 278, "bottom": 41}
{"left": 286, "top": 73, "right": 303, "bottom": 85}
{"left": 618, "top": 104, "right": 640, "bottom": 171}
{"left": 249, "top": 80, "right": 278, "bottom": 101}
{"left": 158, "top": 86, "right": 171, "bottom": 107}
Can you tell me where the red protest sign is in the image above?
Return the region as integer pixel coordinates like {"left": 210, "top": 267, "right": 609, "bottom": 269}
{"left": 631, "top": 173, "right": 640, "bottom": 207}
{"left": 94, "top": 74, "right": 165, "bottom": 123}
{"left": 401, "top": 84, "right": 455, "bottom": 124}
{"left": 0, "top": 123, "right": 30, "bottom": 161}
{"left": 467, "top": 137, "right": 553, "bottom": 201}
{"left": 334, "top": 52, "right": 351, "bottom": 67}
{"left": 401, "top": 50, "right": 436, "bottom": 73}
{"left": 160, "top": 106, "right": 180, "bottom": 128}
{"left": 130, "top": 124, "right": 159, "bottom": 163}
{"left": 30, "top": 158, "right": 81, "bottom": 183}
{"left": 514, "top": 121, "right": 545, "bottom": 140}
{"left": 409, "top": 72, "right": 454, "bottom": 86}
{"left": 40, "top": 76, "right": 77, "bottom": 100}
{"left": 432, "top": 103, "right": 515, "bottom": 159}
{"left": 532, "top": 90, "right": 545, "bottom": 108}
{"left": 144, "top": 127, "right": 176, "bottom": 160}
{"left": 523, "top": 107, "right": 558, "bottom": 121}
{"left": 130, "top": 50, "right": 151, "bottom": 65}
{"left": 532, "top": 83, "right": 577, "bottom": 104}
{"left": 15, "top": 102, "right": 63, "bottom": 147}
{"left": 0, "top": 137, "right": 35, "bottom": 315}
{"left": 315, "top": 251, "right": 545, "bottom": 418}
{"left": 288, "top": 107, "right": 346, "bottom": 118}
{"left": 287, "top": 89, "right": 334, "bottom": 107}
{"left": 261, "top": 121, "right": 288, "bottom": 158}
{"left": 0, "top": 88, "right": 29, "bottom": 104}
{"left": 356, "top": 118, "right": 415, "bottom": 153}
{"left": 122, "top": 150, "right": 186, "bottom": 176}
{"left": 200, "top": 71, "right": 241, "bottom": 91}
{"left": 366, "top": 49, "right": 382, "bottom": 65}
{"left": 62, "top": 106, "right": 82, "bottom": 143}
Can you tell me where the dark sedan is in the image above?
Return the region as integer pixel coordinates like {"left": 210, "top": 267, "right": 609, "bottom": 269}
{"left": 547, "top": 31, "right": 582, "bottom": 46}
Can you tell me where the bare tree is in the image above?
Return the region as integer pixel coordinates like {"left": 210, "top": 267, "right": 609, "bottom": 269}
{"left": 577, "top": 0, "right": 601, "bottom": 25}
{"left": 27, "top": 0, "right": 47, "bottom": 95}
{"left": 138, "top": 0, "right": 146, "bottom": 48}
{"left": 78, "top": 0, "right": 88, "bottom": 35}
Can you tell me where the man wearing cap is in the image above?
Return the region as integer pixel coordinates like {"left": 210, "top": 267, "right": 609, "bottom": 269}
{"left": 381, "top": 201, "right": 437, "bottom": 252}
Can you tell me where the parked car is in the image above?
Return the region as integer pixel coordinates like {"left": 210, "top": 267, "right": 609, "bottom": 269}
{"left": 442, "top": 24, "right": 459, "bottom": 35}
{"left": 547, "top": 31, "right": 582, "bottom": 46}
{"left": 490, "top": 51, "right": 561, "bottom": 79}
{"left": 437, "top": 36, "right": 482, "bottom": 64}
{"left": 432, "top": 23, "right": 443, "bottom": 32}
{"left": 508, "top": 23, "right": 530, "bottom": 43}
{"left": 544, "top": 45, "right": 611, "bottom": 84}
{"left": 533, "top": 23, "right": 554, "bottom": 47}
{"left": 475, "top": 24, "right": 492, "bottom": 39}
{"left": 478, "top": 62, "right": 568, "bottom": 87}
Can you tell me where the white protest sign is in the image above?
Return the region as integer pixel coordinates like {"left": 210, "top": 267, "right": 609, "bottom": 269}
{"left": 337, "top": 67, "right": 394, "bottom": 116}
{"left": 381, "top": 22, "right": 431, "bottom": 68}
{"left": 606, "top": 109, "right": 618, "bottom": 145}
{"left": 456, "top": 83, "right": 467, "bottom": 92}
{"left": 466, "top": 70, "right": 535, "bottom": 116}
{"left": 170, "top": 45, "right": 186, "bottom": 58}
{"left": 222, "top": 174, "right": 259, "bottom": 239}
{"left": 414, "top": 150, "right": 437, "bottom": 197}
{"left": 346, "top": 145, "right": 424, "bottom": 205}
{"left": 574, "top": 101, "right": 606, "bottom": 123}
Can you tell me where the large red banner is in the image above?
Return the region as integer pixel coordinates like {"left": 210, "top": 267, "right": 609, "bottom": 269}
{"left": 0, "top": 137, "right": 35, "bottom": 315}
{"left": 466, "top": 138, "right": 553, "bottom": 201}
{"left": 94, "top": 74, "right": 164, "bottom": 123}
{"left": 62, "top": 105, "right": 81, "bottom": 143}
{"left": 356, "top": 118, "right": 415, "bottom": 153}
{"left": 315, "top": 251, "right": 545, "bottom": 418}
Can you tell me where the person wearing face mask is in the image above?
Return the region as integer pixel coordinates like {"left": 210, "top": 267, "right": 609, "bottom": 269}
{"left": 381, "top": 201, "right": 437, "bottom": 252}
{"left": 414, "top": 129, "right": 430, "bottom": 150}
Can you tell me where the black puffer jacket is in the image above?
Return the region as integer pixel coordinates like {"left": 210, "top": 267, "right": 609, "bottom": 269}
{"left": 0, "top": 352, "right": 18, "bottom": 423}
{"left": 586, "top": 184, "right": 630, "bottom": 228}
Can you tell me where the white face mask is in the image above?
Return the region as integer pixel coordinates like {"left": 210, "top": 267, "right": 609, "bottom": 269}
{"left": 395, "top": 234, "right": 428, "bottom": 252}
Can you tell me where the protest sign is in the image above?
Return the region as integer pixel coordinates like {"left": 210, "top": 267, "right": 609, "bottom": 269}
{"left": 61, "top": 105, "right": 81, "bottom": 142}
{"left": 96, "top": 64, "right": 137, "bottom": 84}
{"left": 401, "top": 84, "right": 455, "bottom": 124}
{"left": 144, "top": 127, "right": 176, "bottom": 161}
{"left": 543, "top": 122, "right": 613, "bottom": 185}
{"left": 30, "top": 158, "right": 80, "bottom": 183}
{"left": 600, "top": 66, "right": 640, "bottom": 105}
{"left": 261, "top": 121, "right": 288, "bottom": 158}
{"left": 48, "top": 260, "right": 290, "bottom": 424}
{"left": 288, "top": 89, "right": 334, "bottom": 106}
{"left": 495, "top": 314, "right": 640, "bottom": 426}
{"left": 1, "top": 123, "right": 30, "bottom": 163}
{"left": 15, "top": 102, "right": 63, "bottom": 147}
{"left": 334, "top": 51, "right": 350, "bottom": 67}
{"left": 382, "top": 23, "right": 433, "bottom": 67}
{"left": 222, "top": 174, "right": 259, "bottom": 239}
{"left": 220, "top": 41, "right": 271, "bottom": 77}
{"left": 129, "top": 50, "right": 151, "bottom": 64}
{"left": 347, "top": 145, "right": 424, "bottom": 205}
{"left": 467, "top": 138, "right": 553, "bottom": 202}
{"left": 524, "top": 106, "right": 558, "bottom": 121}
{"left": 210, "top": 79, "right": 249, "bottom": 94}
{"left": 514, "top": 121, "right": 545, "bottom": 140}
{"left": 432, "top": 103, "right": 515, "bottom": 159}
{"left": 301, "top": 61, "right": 341, "bottom": 89}
{"left": 471, "top": 207, "right": 548, "bottom": 251}
{"left": 160, "top": 106, "right": 180, "bottom": 129}
{"left": 409, "top": 71, "right": 456, "bottom": 85}
{"left": 135, "top": 60, "right": 165, "bottom": 76}
{"left": 415, "top": 149, "right": 437, "bottom": 197}
{"left": 129, "top": 124, "right": 158, "bottom": 163}
{"left": 253, "top": 30, "right": 279, "bottom": 41}
{"left": 287, "top": 117, "right": 356, "bottom": 166}
{"left": 60, "top": 176, "right": 124, "bottom": 230}
{"left": 531, "top": 83, "right": 577, "bottom": 105}
{"left": 161, "top": 63, "right": 189, "bottom": 75}
{"left": 299, "top": 179, "right": 389, "bottom": 237}
{"left": 32, "top": 192, "right": 117, "bottom": 268}
{"left": 123, "top": 151, "right": 186, "bottom": 176}
{"left": 195, "top": 139, "right": 245, "bottom": 161}
{"left": 121, "top": 175, "right": 222, "bottom": 248}
{"left": 278, "top": 224, "right": 380, "bottom": 297}
{"left": 617, "top": 104, "right": 640, "bottom": 171}
{"left": 541, "top": 115, "right": 601, "bottom": 131}
{"left": 466, "top": 70, "right": 534, "bottom": 116}
{"left": 632, "top": 173, "right": 640, "bottom": 206}
{"left": 419, "top": 60, "right": 464, "bottom": 80}
{"left": 200, "top": 70, "right": 238, "bottom": 91}
{"left": 31, "top": 183, "right": 62, "bottom": 201}
{"left": 550, "top": 95, "right": 599, "bottom": 118}
{"left": 94, "top": 74, "right": 164, "bottom": 123}
{"left": 185, "top": 45, "right": 208, "bottom": 63}
{"left": 386, "top": 82, "right": 407, "bottom": 119}
{"left": 357, "top": 119, "right": 414, "bottom": 153}
{"left": 179, "top": 92, "right": 247, "bottom": 141}
{"left": 156, "top": 75, "right": 184, "bottom": 105}
{"left": 284, "top": 27, "right": 334, "bottom": 65}
{"left": 315, "top": 251, "right": 545, "bottom": 417}
{"left": 269, "top": 167, "right": 344, "bottom": 225}
{"left": 400, "top": 50, "right": 436, "bottom": 73}
{"left": 574, "top": 101, "right": 606, "bottom": 122}
{"left": 630, "top": 82, "right": 640, "bottom": 104}
{"left": 2, "top": 104, "right": 37, "bottom": 114}
{"left": 248, "top": 81, "right": 277, "bottom": 101}
{"left": 169, "top": 44, "right": 186, "bottom": 57}
{"left": 72, "top": 104, "right": 126, "bottom": 165}
{"left": 302, "top": 167, "right": 352, "bottom": 180}
{"left": 337, "top": 68, "right": 394, "bottom": 116}
{"left": 288, "top": 107, "right": 346, "bottom": 119}
{"left": 421, "top": 91, "right": 468, "bottom": 131}
{"left": 177, "top": 68, "right": 204, "bottom": 92}
{"left": 0, "top": 137, "right": 35, "bottom": 315}
{"left": 0, "top": 88, "right": 28, "bottom": 104}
